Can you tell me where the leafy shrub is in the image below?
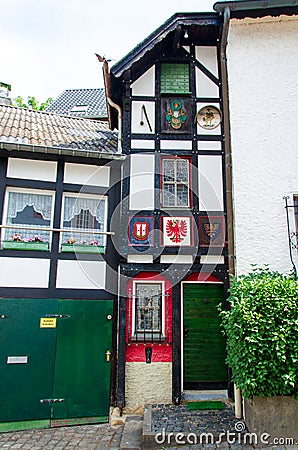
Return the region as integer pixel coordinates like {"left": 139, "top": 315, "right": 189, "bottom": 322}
{"left": 220, "top": 268, "right": 298, "bottom": 399}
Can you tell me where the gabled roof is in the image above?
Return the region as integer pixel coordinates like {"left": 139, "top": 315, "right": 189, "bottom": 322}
{"left": 0, "top": 105, "right": 121, "bottom": 158}
{"left": 111, "top": 12, "right": 220, "bottom": 78}
{"left": 45, "top": 88, "right": 107, "bottom": 119}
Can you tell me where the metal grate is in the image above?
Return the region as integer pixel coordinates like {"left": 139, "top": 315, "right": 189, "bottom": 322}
{"left": 160, "top": 63, "right": 190, "bottom": 94}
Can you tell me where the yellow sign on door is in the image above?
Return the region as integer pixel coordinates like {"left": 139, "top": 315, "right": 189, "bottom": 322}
{"left": 40, "top": 318, "right": 57, "bottom": 328}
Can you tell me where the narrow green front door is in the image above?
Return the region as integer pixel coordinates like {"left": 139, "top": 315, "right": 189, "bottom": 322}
{"left": 52, "top": 300, "right": 113, "bottom": 421}
{"left": 0, "top": 299, "right": 58, "bottom": 422}
{"left": 183, "top": 283, "right": 227, "bottom": 390}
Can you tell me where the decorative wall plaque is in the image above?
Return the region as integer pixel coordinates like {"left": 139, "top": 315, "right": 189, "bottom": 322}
{"left": 199, "top": 216, "right": 225, "bottom": 247}
{"left": 162, "top": 216, "right": 191, "bottom": 246}
{"left": 161, "top": 98, "right": 192, "bottom": 134}
{"left": 196, "top": 105, "right": 221, "bottom": 130}
{"left": 128, "top": 216, "right": 154, "bottom": 246}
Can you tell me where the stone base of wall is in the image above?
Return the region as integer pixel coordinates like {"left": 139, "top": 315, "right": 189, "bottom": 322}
{"left": 125, "top": 362, "right": 172, "bottom": 411}
{"left": 244, "top": 396, "right": 298, "bottom": 443}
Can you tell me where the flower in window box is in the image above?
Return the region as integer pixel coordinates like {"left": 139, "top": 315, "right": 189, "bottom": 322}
{"left": 11, "top": 233, "right": 22, "bottom": 241}
{"left": 89, "top": 239, "right": 99, "bottom": 246}
{"left": 66, "top": 237, "right": 76, "bottom": 245}
{"left": 28, "top": 235, "right": 44, "bottom": 243}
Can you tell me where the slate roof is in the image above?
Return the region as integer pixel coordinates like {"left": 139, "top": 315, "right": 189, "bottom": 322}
{"left": 0, "top": 105, "right": 119, "bottom": 156}
{"left": 45, "top": 88, "right": 107, "bottom": 119}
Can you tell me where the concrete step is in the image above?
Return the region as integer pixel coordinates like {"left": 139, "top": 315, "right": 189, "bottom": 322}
{"left": 120, "top": 415, "right": 143, "bottom": 450}
{"left": 181, "top": 389, "right": 228, "bottom": 402}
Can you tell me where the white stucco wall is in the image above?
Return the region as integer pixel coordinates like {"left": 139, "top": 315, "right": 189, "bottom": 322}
{"left": 227, "top": 17, "right": 298, "bottom": 274}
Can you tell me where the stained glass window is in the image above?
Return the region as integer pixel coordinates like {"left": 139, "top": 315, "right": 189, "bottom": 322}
{"left": 162, "top": 158, "right": 190, "bottom": 207}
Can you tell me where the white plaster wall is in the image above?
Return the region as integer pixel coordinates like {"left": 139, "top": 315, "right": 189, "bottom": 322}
{"left": 127, "top": 255, "right": 153, "bottom": 263}
{"left": 198, "top": 155, "right": 224, "bottom": 211}
{"left": 125, "top": 362, "right": 172, "bottom": 409}
{"left": 131, "top": 66, "right": 155, "bottom": 97}
{"left": 195, "top": 46, "right": 218, "bottom": 77}
{"left": 64, "top": 163, "right": 110, "bottom": 187}
{"left": 7, "top": 158, "right": 57, "bottom": 182}
{"left": 56, "top": 260, "right": 106, "bottom": 289}
{"left": 160, "top": 140, "right": 192, "bottom": 150}
{"left": 129, "top": 154, "right": 155, "bottom": 210}
{"left": 227, "top": 17, "right": 298, "bottom": 274}
{"left": 0, "top": 258, "right": 50, "bottom": 287}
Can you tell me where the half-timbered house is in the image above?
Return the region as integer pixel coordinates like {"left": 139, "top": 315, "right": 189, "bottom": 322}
{"left": 104, "top": 12, "right": 232, "bottom": 411}
{"left": 0, "top": 105, "right": 123, "bottom": 429}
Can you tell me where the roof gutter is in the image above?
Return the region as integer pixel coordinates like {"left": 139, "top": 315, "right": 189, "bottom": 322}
{"left": 0, "top": 141, "right": 126, "bottom": 161}
{"left": 214, "top": 0, "right": 298, "bottom": 15}
{"left": 97, "top": 54, "right": 122, "bottom": 152}
{"left": 220, "top": 6, "right": 242, "bottom": 420}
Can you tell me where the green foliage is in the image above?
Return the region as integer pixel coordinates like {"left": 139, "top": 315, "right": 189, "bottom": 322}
{"left": 220, "top": 267, "right": 298, "bottom": 399}
{"left": 13, "top": 96, "right": 53, "bottom": 111}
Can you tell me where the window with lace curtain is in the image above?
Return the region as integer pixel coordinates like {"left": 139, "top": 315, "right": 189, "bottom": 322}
{"left": 61, "top": 193, "right": 107, "bottom": 249}
{"left": 2, "top": 188, "right": 54, "bottom": 243}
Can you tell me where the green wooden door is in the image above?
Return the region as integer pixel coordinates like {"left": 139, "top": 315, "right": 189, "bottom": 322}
{"left": 183, "top": 284, "right": 227, "bottom": 390}
{"left": 52, "top": 300, "right": 113, "bottom": 421}
{"left": 0, "top": 298, "right": 113, "bottom": 425}
{"left": 0, "top": 299, "right": 58, "bottom": 423}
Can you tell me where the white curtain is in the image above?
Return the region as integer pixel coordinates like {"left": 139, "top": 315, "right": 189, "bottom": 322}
{"left": 7, "top": 192, "right": 52, "bottom": 220}
{"left": 63, "top": 197, "right": 105, "bottom": 225}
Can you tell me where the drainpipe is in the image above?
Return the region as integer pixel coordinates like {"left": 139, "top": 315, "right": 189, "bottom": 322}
{"left": 96, "top": 54, "right": 122, "bottom": 152}
{"left": 220, "top": 7, "right": 242, "bottom": 420}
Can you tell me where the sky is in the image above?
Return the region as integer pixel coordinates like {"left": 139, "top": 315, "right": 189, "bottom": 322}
{"left": 0, "top": 0, "right": 217, "bottom": 102}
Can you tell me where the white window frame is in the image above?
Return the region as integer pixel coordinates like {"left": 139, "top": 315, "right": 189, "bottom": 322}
{"left": 60, "top": 192, "right": 108, "bottom": 248}
{"left": 132, "top": 279, "right": 165, "bottom": 338}
{"left": 161, "top": 157, "right": 190, "bottom": 208}
{"left": 2, "top": 187, "right": 55, "bottom": 244}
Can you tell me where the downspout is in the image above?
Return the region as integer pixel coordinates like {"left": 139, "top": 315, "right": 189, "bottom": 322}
{"left": 220, "top": 7, "right": 242, "bottom": 420}
{"left": 96, "top": 54, "right": 122, "bottom": 152}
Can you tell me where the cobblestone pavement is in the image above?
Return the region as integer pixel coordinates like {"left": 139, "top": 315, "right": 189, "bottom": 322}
{"left": 0, "top": 423, "right": 123, "bottom": 449}
{"left": 151, "top": 404, "right": 298, "bottom": 449}
{"left": 151, "top": 403, "right": 239, "bottom": 435}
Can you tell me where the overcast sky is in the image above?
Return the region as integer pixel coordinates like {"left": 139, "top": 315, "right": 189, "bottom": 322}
{"left": 1, "top": 0, "right": 217, "bottom": 102}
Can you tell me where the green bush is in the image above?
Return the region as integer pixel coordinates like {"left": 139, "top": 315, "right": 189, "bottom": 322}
{"left": 220, "top": 268, "right": 298, "bottom": 399}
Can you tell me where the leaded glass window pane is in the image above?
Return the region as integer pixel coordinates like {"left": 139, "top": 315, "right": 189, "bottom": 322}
{"left": 163, "top": 160, "right": 175, "bottom": 182}
{"left": 135, "top": 283, "right": 162, "bottom": 332}
{"left": 162, "top": 158, "right": 190, "bottom": 207}
{"left": 177, "top": 184, "right": 189, "bottom": 206}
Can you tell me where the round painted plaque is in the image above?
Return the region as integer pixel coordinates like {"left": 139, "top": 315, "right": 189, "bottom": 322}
{"left": 196, "top": 105, "right": 222, "bottom": 130}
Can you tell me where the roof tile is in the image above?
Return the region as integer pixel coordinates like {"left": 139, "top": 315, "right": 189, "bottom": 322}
{"left": 0, "top": 105, "right": 118, "bottom": 154}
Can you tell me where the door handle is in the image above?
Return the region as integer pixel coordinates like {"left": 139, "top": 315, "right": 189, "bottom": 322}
{"left": 105, "top": 350, "right": 111, "bottom": 362}
{"left": 184, "top": 327, "right": 189, "bottom": 338}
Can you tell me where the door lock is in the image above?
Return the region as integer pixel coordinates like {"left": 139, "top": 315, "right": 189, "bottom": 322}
{"left": 184, "top": 327, "right": 189, "bottom": 338}
{"left": 105, "top": 350, "right": 111, "bottom": 362}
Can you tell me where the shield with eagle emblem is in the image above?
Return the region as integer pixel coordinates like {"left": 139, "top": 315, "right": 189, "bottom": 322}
{"left": 163, "top": 217, "right": 191, "bottom": 246}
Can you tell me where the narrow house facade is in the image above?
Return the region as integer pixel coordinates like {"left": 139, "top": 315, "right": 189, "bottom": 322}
{"left": 105, "top": 12, "right": 232, "bottom": 410}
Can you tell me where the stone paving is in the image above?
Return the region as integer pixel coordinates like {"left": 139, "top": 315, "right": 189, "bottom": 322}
{"left": 150, "top": 404, "right": 298, "bottom": 449}
{"left": 0, "top": 423, "right": 124, "bottom": 449}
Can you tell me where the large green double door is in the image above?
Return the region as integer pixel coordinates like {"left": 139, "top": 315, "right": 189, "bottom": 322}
{"left": 183, "top": 283, "right": 227, "bottom": 390}
{"left": 0, "top": 298, "right": 113, "bottom": 426}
